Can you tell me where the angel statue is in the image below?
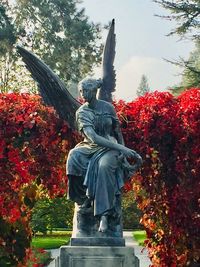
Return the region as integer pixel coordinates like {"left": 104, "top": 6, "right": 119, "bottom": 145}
{"left": 17, "top": 19, "right": 142, "bottom": 242}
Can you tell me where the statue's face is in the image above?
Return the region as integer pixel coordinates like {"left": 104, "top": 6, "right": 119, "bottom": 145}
{"left": 80, "top": 87, "right": 97, "bottom": 102}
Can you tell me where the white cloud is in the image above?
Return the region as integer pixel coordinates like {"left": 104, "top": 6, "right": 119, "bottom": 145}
{"left": 114, "top": 56, "right": 182, "bottom": 101}
{"left": 92, "top": 56, "right": 182, "bottom": 102}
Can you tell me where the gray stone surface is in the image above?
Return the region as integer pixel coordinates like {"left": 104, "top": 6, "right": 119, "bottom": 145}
{"left": 59, "top": 246, "right": 139, "bottom": 267}
{"left": 55, "top": 256, "right": 59, "bottom": 267}
{"left": 70, "top": 237, "right": 125, "bottom": 247}
{"left": 71, "top": 201, "right": 123, "bottom": 238}
{"left": 124, "top": 231, "right": 151, "bottom": 267}
{"left": 46, "top": 231, "right": 151, "bottom": 267}
{"left": 67, "top": 78, "right": 142, "bottom": 239}
{"left": 46, "top": 249, "right": 59, "bottom": 267}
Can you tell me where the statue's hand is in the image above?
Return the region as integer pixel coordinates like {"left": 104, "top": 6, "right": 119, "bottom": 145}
{"left": 119, "top": 147, "right": 143, "bottom": 176}
{"left": 120, "top": 147, "right": 142, "bottom": 163}
{"left": 134, "top": 152, "right": 143, "bottom": 167}
{"left": 122, "top": 157, "right": 142, "bottom": 178}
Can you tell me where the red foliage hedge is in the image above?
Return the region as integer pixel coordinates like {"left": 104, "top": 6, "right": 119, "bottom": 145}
{"left": 0, "top": 89, "right": 200, "bottom": 266}
{"left": 116, "top": 89, "right": 200, "bottom": 267}
{"left": 0, "top": 93, "right": 78, "bottom": 266}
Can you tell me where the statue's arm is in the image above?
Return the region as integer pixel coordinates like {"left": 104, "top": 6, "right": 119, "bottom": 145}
{"left": 109, "top": 104, "right": 124, "bottom": 145}
{"left": 113, "top": 121, "right": 124, "bottom": 145}
{"left": 112, "top": 121, "right": 143, "bottom": 169}
{"left": 83, "top": 126, "right": 137, "bottom": 159}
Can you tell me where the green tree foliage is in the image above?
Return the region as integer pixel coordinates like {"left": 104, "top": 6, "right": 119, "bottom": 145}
{"left": 153, "top": 0, "right": 200, "bottom": 38}
{"left": 170, "top": 41, "right": 200, "bottom": 95}
{"left": 0, "top": 3, "right": 18, "bottom": 93}
{"left": 31, "top": 197, "right": 74, "bottom": 234}
{"left": 0, "top": 53, "right": 37, "bottom": 93}
{"left": 122, "top": 191, "right": 142, "bottom": 229}
{"left": 0, "top": 2, "right": 36, "bottom": 93}
{"left": 153, "top": 1, "right": 200, "bottom": 95}
{"left": 0, "top": 3, "right": 16, "bottom": 55}
{"left": 0, "top": 0, "right": 102, "bottom": 93}
{"left": 181, "top": 43, "right": 200, "bottom": 86}
{"left": 13, "top": 0, "right": 103, "bottom": 85}
{"left": 136, "top": 74, "right": 150, "bottom": 97}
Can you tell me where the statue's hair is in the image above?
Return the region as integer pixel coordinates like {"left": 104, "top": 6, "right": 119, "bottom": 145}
{"left": 78, "top": 77, "right": 102, "bottom": 91}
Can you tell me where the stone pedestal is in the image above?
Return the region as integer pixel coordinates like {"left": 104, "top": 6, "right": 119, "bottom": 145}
{"left": 58, "top": 197, "right": 139, "bottom": 266}
{"left": 72, "top": 198, "right": 123, "bottom": 238}
{"left": 70, "top": 237, "right": 125, "bottom": 247}
{"left": 59, "top": 246, "right": 139, "bottom": 267}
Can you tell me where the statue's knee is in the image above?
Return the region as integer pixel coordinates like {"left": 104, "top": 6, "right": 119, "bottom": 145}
{"left": 98, "top": 158, "right": 110, "bottom": 170}
{"left": 68, "top": 148, "right": 80, "bottom": 162}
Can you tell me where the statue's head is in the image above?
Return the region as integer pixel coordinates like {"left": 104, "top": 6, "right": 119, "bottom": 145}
{"left": 78, "top": 77, "right": 102, "bottom": 102}
{"left": 78, "top": 77, "right": 102, "bottom": 92}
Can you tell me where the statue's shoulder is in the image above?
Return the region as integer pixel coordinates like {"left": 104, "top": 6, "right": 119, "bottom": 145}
{"left": 97, "top": 100, "right": 114, "bottom": 110}
{"left": 76, "top": 103, "right": 94, "bottom": 121}
{"left": 77, "top": 103, "right": 91, "bottom": 113}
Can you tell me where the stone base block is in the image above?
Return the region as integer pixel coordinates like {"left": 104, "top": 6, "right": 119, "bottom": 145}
{"left": 59, "top": 246, "right": 139, "bottom": 267}
{"left": 70, "top": 237, "right": 125, "bottom": 247}
{"left": 55, "top": 256, "right": 59, "bottom": 267}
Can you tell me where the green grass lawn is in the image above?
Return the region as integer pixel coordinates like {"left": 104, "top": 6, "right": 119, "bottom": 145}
{"left": 32, "top": 229, "right": 146, "bottom": 249}
{"left": 32, "top": 236, "right": 70, "bottom": 249}
{"left": 31, "top": 230, "right": 71, "bottom": 249}
{"left": 34, "top": 230, "right": 72, "bottom": 236}
{"left": 132, "top": 230, "right": 146, "bottom": 246}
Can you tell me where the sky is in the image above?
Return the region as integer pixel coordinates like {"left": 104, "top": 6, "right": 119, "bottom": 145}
{"left": 79, "top": 0, "right": 194, "bottom": 101}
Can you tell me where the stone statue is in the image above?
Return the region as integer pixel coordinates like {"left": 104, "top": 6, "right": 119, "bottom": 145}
{"left": 17, "top": 19, "right": 142, "bottom": 241}
{"left": 66, "top": 77, "right": 142, "bottom": 238}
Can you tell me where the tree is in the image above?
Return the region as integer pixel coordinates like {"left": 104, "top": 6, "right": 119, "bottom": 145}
{"left": 0, "top": 3, "right": 16, "bottom": 55}
{"left": 13, "top": 0, "right": 103, "bottom": 85}
{"left": 0, "top": 3, "right": 18, "bottom": 93}
{"left": 153, "top": 0, "right": 200, "bottom": 39}
{"left": 0, "top": 0, "right": 103, "bottom": 93}
{"left": 136, "top": 74, "right": 150, "bottom": 97}
{"left": 0, "top": 53, "right": 37, "bottom": 94}
{"left": 31, "top": 197, "right": 74, "bottom": 234}
{"left": 0, "top": 2, "right": 37, "bottom": 93}
{"left": 153, "top": 1, "right": 200, "bottom": 95}
{"left": 179, "top": 42, "right": 200, "bottom": 91}
{"left": 181, "top": 43, "right": 200, "bottom": 86}
{"left": 122, "top": 191, "right": 142, "bottom": 229}
{"left": 169, "top": 41, "right": 200, "bottom": 95}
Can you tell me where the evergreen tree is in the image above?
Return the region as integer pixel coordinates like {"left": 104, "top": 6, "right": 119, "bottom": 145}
{"left": 170, "top": 41, "right": 200, "bottom": 95}
{"left": 181, "top": 42, "right": 200, "bottom": 86}
{"left": 137, "top": 74, "right": 150, "bottom": 97}
{"left": 154, "top": 0, "right": 200, "bottom": 39}
{"left": 153, "top": 1, "right": 200, "bottom": 95}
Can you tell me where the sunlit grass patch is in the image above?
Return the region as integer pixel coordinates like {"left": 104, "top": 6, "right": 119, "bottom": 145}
{"left": 32, "top": 236, "right": 70, "bottom": 249}
{"left": 132, "top": 230, "right": 146, "bottom": 246}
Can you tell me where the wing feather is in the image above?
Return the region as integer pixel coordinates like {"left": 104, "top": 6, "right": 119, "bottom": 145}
{"left": 98, "top": 19, "right": 116, "bottom": 102}
{"left": 17, "top": 46, "right": 81, "bottom": 129}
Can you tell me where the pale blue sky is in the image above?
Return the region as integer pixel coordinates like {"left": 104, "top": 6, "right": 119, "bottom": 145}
{"left": 80, "top": 0, "right": 194, "bottom": 100}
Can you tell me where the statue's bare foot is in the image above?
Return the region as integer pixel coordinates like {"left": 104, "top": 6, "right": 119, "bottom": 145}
{"left": 98, "top": 215, "right": 108, "bottom": 232}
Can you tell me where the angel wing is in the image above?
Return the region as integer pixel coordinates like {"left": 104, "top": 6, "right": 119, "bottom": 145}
{"left": 17, "top": 19, "right": 116, "bottom": 129}
{"left": 17, "top": 46, "right": 81, "bottom": 129}
{"left": 98, "top": 19, "right": 116, "bottom": 102}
